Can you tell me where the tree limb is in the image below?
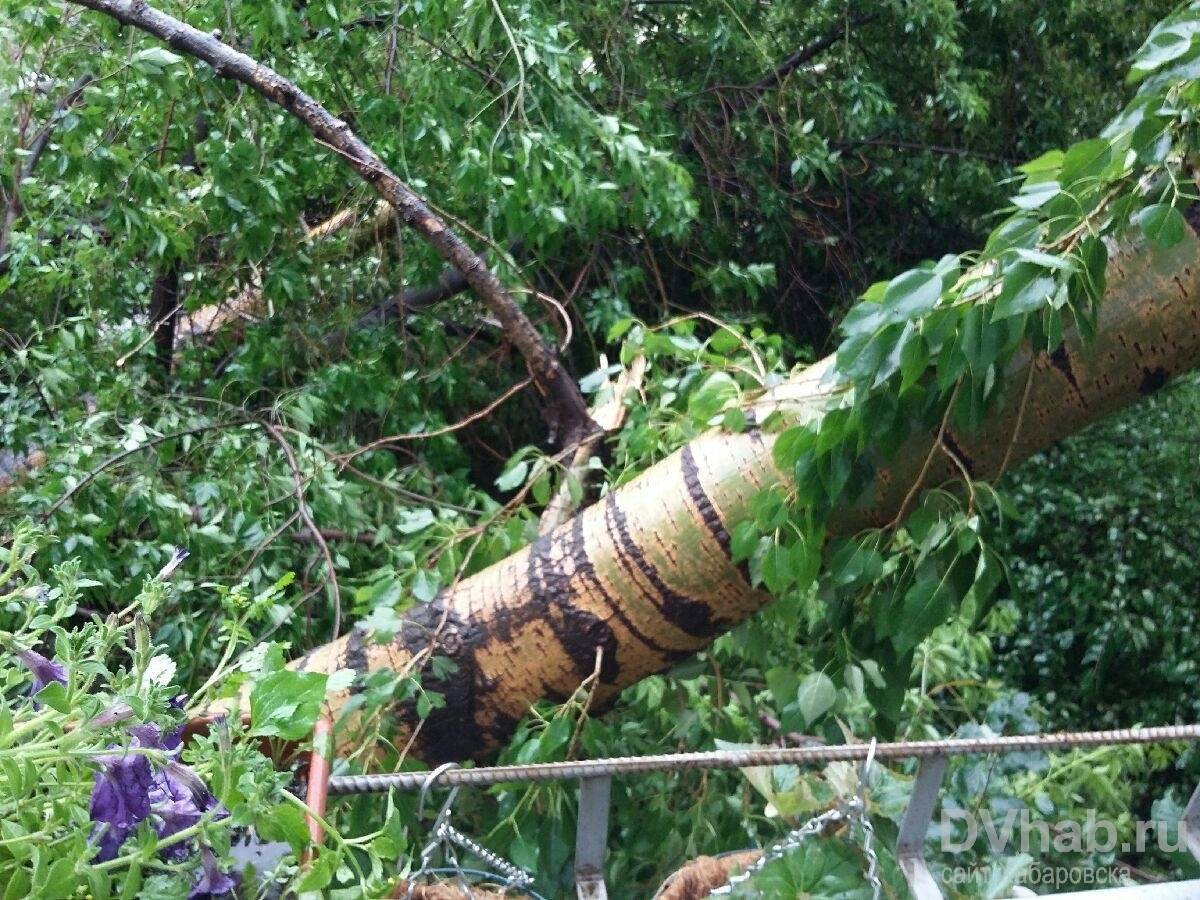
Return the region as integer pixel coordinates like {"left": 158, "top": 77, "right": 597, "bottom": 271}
{"left": 69, "top": 0, "right": 596, "bottom": 446}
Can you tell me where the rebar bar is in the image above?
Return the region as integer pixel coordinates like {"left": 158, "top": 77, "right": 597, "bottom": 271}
{"left": 325, "top": 723, "right": 1200, "bottom": 795}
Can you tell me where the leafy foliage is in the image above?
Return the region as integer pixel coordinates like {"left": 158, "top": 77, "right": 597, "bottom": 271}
{"left": 993, "top": 374, "right": 1200, "bottom": 730}
{"left": 3, "top": 0, "right": 1200, "bottom": 896}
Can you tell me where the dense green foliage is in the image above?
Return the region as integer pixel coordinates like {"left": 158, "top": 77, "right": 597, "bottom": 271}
{"left": 995, "top": 373, "right": 1200, "bottom": 731}
{"left": 3, "top": 0, "right": 1200, "bottom": 896}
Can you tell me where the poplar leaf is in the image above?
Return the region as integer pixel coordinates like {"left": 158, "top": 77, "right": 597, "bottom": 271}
{"left": 1135, "top": 203, "right": 1187, "bottom": 247}
{"left": 795, "top": 672, "right": 837, "bottom": 726}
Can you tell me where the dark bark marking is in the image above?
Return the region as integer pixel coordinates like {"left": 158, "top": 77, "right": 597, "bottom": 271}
{"left": 605, "top": 494, "right": 719, "bottom": 638}
{"left": 1139, "top": 367, "right": 1169, "bottom": 395}
{"left": 525, "top": 520, "right": 624, "bottom": 680}
{"left": 393, "top": 602, "right": 492, "bottom": 762}
{"left": 340, "top": 628, "right": 370, "bottom": 695}
{"left": 1049, "top": 345, "right": 1088, "bottom": 408}
{"left": 1184, "top": 202, "right": 1200, "bottom": 236}
{"left": 682, "top": 444, "right": 754, "bottom": 586}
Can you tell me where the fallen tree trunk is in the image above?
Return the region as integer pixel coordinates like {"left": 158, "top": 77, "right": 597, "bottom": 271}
{"left": 279, "top": 229, "right": 1200, "bottom": 762}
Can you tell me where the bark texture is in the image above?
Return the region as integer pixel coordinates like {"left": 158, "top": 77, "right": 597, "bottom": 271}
{"left": 281, "top": 230, "right": 1200, "bottom": 762}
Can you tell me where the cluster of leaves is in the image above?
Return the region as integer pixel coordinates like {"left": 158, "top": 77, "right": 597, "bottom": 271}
{"left": 1, "top": 522, "right": 244, "bottom": 898}
{"left": 723, "top": 0, "right": 1200, "bottom": 747}
{"left": 990, "top": 372, "right": 1200, "bottom": 730}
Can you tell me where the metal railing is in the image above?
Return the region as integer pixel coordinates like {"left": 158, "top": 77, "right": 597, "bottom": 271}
{"left": 322, "top": 724, "right": 1200, "bottom": 899}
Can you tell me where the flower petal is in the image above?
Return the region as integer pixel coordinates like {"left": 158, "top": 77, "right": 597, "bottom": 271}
{"left": 16, "top": 647, "right": 67, "bottom": 695}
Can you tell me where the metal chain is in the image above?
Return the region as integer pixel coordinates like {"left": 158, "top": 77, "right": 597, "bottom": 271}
{"left": 706, "top": 805, "right": 854, "bottom": 896}
{"left": 850, "top": 796, "right": 883, "bottom": 900}
{"left": 434, "top": 820, "right": 535, "bottom": 890}
{"left": 403, "top": 764, "right": 534, "bottom": 898}
{"left": 707, "top": 739, "right": 882, "bottom": 899}
{"left": 857, "top": 739, "right": 882, "bottom": 900}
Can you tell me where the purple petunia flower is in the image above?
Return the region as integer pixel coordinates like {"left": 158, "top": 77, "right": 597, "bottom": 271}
{"left": 90, "top": 750, "right": 157, "bottom": 862}
{"left": 15, "top": 646, "right": 67, "bottom": 696}
{"left": 152, "top": 759, "right": 222, "bottom": 856}
{"left": 190, "top": 845, "right": 237, "bottom": 899}
{"left": 89, "top": 713, "right": 224, "bottom": 864}
{"left": 157, "top": 547, "right": 190, "bottom": 581}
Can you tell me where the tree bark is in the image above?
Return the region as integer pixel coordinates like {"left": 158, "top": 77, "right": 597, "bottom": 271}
{"left": 69, "top": 0, "right": 595, "bottom": 447}
{"left": 269, "top": 229, "right": 1200, "bottom": 762}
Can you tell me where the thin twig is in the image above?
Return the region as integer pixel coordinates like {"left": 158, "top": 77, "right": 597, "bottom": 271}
{"left": 335, "top": 377, "right": 532, "bottom": 467}
{"left": 258, "top": 419, "right": 342, "bottom": 639}
{"left": 997, "top": 361, "right": 1036, "bottom": 481}
{"left": 889, "top": 382, "right": 961, "bottom": 530}
{"left": 41, "top": 422, "right": 231, "bottom": 518}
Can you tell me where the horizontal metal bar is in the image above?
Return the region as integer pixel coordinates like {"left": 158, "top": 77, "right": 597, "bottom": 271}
{"left": 326, "top": 724, "right": 1200, "bottom": 795}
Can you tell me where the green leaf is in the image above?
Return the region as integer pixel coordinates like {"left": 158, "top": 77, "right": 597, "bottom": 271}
{"left": 395, "top": 507, "right": 436, "bottom": 534}
{"left": 687, "top": 371, "right": 738, "bottom": 422}
{"left": 1131, "top": 23, "right": 1200, "bottom": 78}
{"left": 33, "top": 680, "right": 71, "bottom": 714}
{"left": 495, "top": 460, "right": 529, "bottom": 491}
{"left": 1011, "top": 247, "right": 1077, "bottom": 273}
{"left": 411, "top": 569, "right": 440, "bottom": 603}
{"left": 295, "top": 851, "right": 336, "bottom": 892}
{"left": 1131, "top": 118, "right": 1172, "bottom": 165}
{"left": 752, "top": 488, "right": 789, "bottom": 532}
{"left": 254, "top": 802, "right": 311, "bottom": 856}
{"left": 1077, "top": 235, "right": 1109, "bottom": 300}
{"left": 249, "top": 669, "right": 329, "bottom": 739}
{"left": 772, "top": 425, "right": 813, "bottom": 471}
{"left": 891, "top": 580, "right": 953, "bottom": 656}
{"left": 1058, "top": 139, "right": 1113, "bottom": 187}
{"left": 880, "top": 269, "right": 944, "bottom": 325}
{"left": 899, "top": 331, "right": 929, "bottom": 393}
{"left": 993, "top": 262, "right": 1057, "bottom": 320}
{"left": 795, "top": 671, "right": 837, "bottom": 726}
{"left": 1135, "top": 203, "right": 1188, "bottom": 247}
{"left": 765, "top": 667, "right": 800, "bottom": 708}
{"left": 1010, "top": 179, "right": 1060, "bottom": 211}
{"left": 130, "top": 47, "right": 184, "bottom": 74}
{"left": 759, "top": 542, "right": 794, "bottom": 594}
{"left": 731, "top": 521, "right": 760, "bottom": 564}
{"left": 39, "top": 856, "right": 78, "bottom": 900}
{"left": 1017, "top": 149, "right": 1063, "bottom": 177}
{"left": 789, "top": 533, "right": 821, "bottom": 589}
{"left": 985, "top": 216, "right": 1040, "bottom": 254}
